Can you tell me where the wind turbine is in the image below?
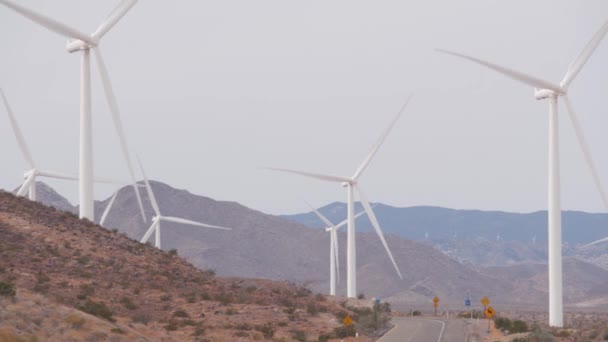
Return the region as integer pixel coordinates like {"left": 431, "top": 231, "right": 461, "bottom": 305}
{"left": 268, "top": 98, "right": 410, "bottom": 298}
{"left": 1, "top": 88, "right": 77, "bottom": 200}
{"left": 137, "top": 157, "right": 232, "bottom": 250}
{"left": 307, "top": 202, "right": 370, "bottom": 296}
{"left": 438, "top": 20, "right": 608, "bottom": 327}
{"left": 2, "top": 87, "right": 136, "bottom": 213}
{"left": 0, "top": 0, "right": 145, "bottom": 222}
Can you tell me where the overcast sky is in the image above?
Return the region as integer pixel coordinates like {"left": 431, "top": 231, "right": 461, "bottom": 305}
{"left": 1, "top": 0, "right": 608, "bottom": 215}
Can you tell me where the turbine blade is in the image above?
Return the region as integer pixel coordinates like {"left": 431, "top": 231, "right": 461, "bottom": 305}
{"left": 352, "top": 96, "right": 412, "bottom": 181}
{"left": 94, "top": 47, "right": 146, "bottom": 223}
{"left": 161, "top": 216, "right": 232, "bottom": 230}
{"left": 436, "top": 49, "right": 563, "bottom": 93}
{"left": 99, "top": 191, "right": 118, "bottom": 226}
{"left": 37, "top": 170, "right": 79, "bottom": 180}
{"left": 91, "top": 0, "right": 137, "bottom": 40}
{"left": 356, "top": 185, "right": 403, "bottom": 279}
{"left": 561, "top": 20, "right": 608, "bottom": 89}
{"left": 17, "top": 173, "right": 36, "bottom": 197}
{"left": 140, "top": 220, "right": 158, "bottom": 243}
{"left": 334, "top": 205, "right": 374, "bottom": 230}
{"left": 563, "top": 96, "right": 608, "bottom": 210}
{"left": 305, "top": 201, "right": 335, "bottom": 228}
{"left": 0, "top": 0, "right": 95, "bottom": 44}
{"left": 136, "top": 156, "right": 161, "bottom": 217}
{"left": 584, "top": 236, "right": 608, "bottom": 248}
{"left": 265, "top": 167, "right": 350, "bottom": 183}
{"left": 1, "top": 88, "right": 36, "bottom": 169}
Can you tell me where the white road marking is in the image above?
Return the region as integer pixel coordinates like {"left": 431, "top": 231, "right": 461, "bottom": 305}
{"left": 406, "top": 323, "right": 421, "bottom": 342}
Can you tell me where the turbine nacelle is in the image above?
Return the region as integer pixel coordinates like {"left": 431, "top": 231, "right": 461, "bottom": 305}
{"left": 66, "top": 39, "right": 97, "bottom": 53}
{"left": 534, "top": 88, "right": 564, "bottom": 100}
{"left": 341, "top": 181, "right": 354, "bottom": 188}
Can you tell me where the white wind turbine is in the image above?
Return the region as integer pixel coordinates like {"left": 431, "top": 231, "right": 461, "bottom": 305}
{"left": 1, "top": 88, "right": 77, "bottom": 200}
{"left": 137, "top": 157, "right": 232, "bottom": 250}
{"left": 0, "top": 0, "right": 145, "bottom": 221}
{"left": 268, "top": 98, "right": 410, "bottom": 298}
{"left": 2, "top": 87, "right": 135, "bottom": 213}
{"left": 438, "top": 20, "right": 608, "bottom": 327}
{"left": 307, "top": 203, "right": 370, "bottom": 296}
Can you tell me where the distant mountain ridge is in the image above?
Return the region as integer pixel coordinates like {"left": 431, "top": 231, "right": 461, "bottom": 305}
{"left": 282, "top": 202, "right": 608, "bottom": 245}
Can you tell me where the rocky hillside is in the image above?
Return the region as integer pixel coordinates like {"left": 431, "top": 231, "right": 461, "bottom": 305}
{"left": 0, "top": 190, "right": 372, "bottom": 341}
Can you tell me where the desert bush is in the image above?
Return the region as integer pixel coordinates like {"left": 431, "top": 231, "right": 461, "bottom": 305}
{"left": 120, "top": 296, "right": 138, "bottom": 310}
{"left": 318, "top": 334, "right": 331, "bottom": 342}
{"left": 495, "top": 317, "right": 512, "bottom": 332}
{"left": 79, "top": 300, "right": 115, "bottom": 322}
{"left": 0, "top": 281, "right": 16, "bottom": 298}
{"left": 306, "top": 302, "right": 319, "bottom": 316}
{"left": 186, "top": 292, "right": 197, "bottom": 303}
{"left": 357, "top": 293, "right": 365, "bottom": 299}
{"left": 412, "top": 310, "right": 422, "bottom": 316}
{"left": 254, "top": 323, "right": 275, "bottom": 339}
{"left": 290, "top": 329, "right": 307, "bottom": 342}
{"left": 164, "top": 320, "right": 179, "bottom": 331}
{"left": 333, "top": 325, "right": 356, "bottom": 338}
{"left": 173, "top": 309, "right": 190, "bottom": 318}
{"left": 111, "top": 328, "right": 125, "bottom": 334}
{"left": 511, "top": 320, "right": 529, "bottom": 333}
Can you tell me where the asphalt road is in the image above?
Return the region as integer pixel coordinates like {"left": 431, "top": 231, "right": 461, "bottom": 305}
{"left": 378, "top": 317, "right": 466, "bottom": 342}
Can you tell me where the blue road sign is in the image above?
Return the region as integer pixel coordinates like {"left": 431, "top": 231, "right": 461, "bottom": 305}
{"left": 465, "top": 298, "right": 471, "bottom": 307}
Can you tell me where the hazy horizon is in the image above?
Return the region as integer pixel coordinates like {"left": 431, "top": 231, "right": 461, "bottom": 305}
{"left": 2, "top": 0, "right": 608, "bottom": 215}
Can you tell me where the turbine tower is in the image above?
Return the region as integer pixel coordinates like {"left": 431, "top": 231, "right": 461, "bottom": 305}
{"left": 438, "top": 20, "right": 608, "bottom": 327}
{"left": 307, "top": 203, "right": 368, "bottom": 296}
{"left": 269, "top": 98, "right": 410, "bottom": 298}
{"left": 0, "top": 0, "right": 145, "bottom": 221}
{"left": 137, "top": 157, "right": 232, "bottom": 250}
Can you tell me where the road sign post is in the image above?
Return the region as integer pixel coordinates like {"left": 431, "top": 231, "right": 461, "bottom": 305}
{"left": 484, "top": 306, "right": 495, "bottom": 333}
{"left": 480, "top": 296, "right": 490, "bottom": 313}
{"left": 433, "top": 296, "right": 439, "bottom": 317}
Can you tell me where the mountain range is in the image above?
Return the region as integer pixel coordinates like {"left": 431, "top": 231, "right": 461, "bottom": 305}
{"left": 19, "top": 181, "right": 608, "bottom": 309}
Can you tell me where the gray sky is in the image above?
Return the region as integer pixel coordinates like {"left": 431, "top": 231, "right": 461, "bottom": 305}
{"left": 1, "top": 0, "right": 608, "bottom": 215}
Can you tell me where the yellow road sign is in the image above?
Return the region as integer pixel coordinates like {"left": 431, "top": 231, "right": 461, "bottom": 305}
{"left": 433, "top": 296, "right": 439, "bottom": 304}
{"left": 343, "top": 315, "right": 353, "bottom": 326}
{"left": 480, "top": 296, "right": 490, "bottom": 307}
{"left": 485, "top": 306, "right": 495, "bottom": 318}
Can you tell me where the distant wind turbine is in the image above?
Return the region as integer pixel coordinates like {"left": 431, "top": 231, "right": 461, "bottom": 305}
{"left": 268, "top": 97, "right": 411, "bottom": 298}
{"left": 0, "top": 0, "right": 145, "bottom": 221}
{"left": 137, "top": 157, "right": 232, "bottom": 250}
{"left": 438, "top": 19, "right": 608, "bottom": 327}
{"left": 2, "top": 88, "right": 135, "bottom": 216}
{"left": 306, "top": 202, "right": 369, "bottom": 296}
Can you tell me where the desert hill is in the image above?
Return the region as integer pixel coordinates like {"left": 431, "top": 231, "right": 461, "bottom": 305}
{"left": 0, "top": 190, "right": 371, "bottom": 341}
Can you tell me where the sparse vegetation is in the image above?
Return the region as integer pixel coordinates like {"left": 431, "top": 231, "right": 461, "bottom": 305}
{"left": 0, "top": 281, "right": 16, "bottom": 298}
{"left": 79, "top": 300, "right": 115, "bottom": 322}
